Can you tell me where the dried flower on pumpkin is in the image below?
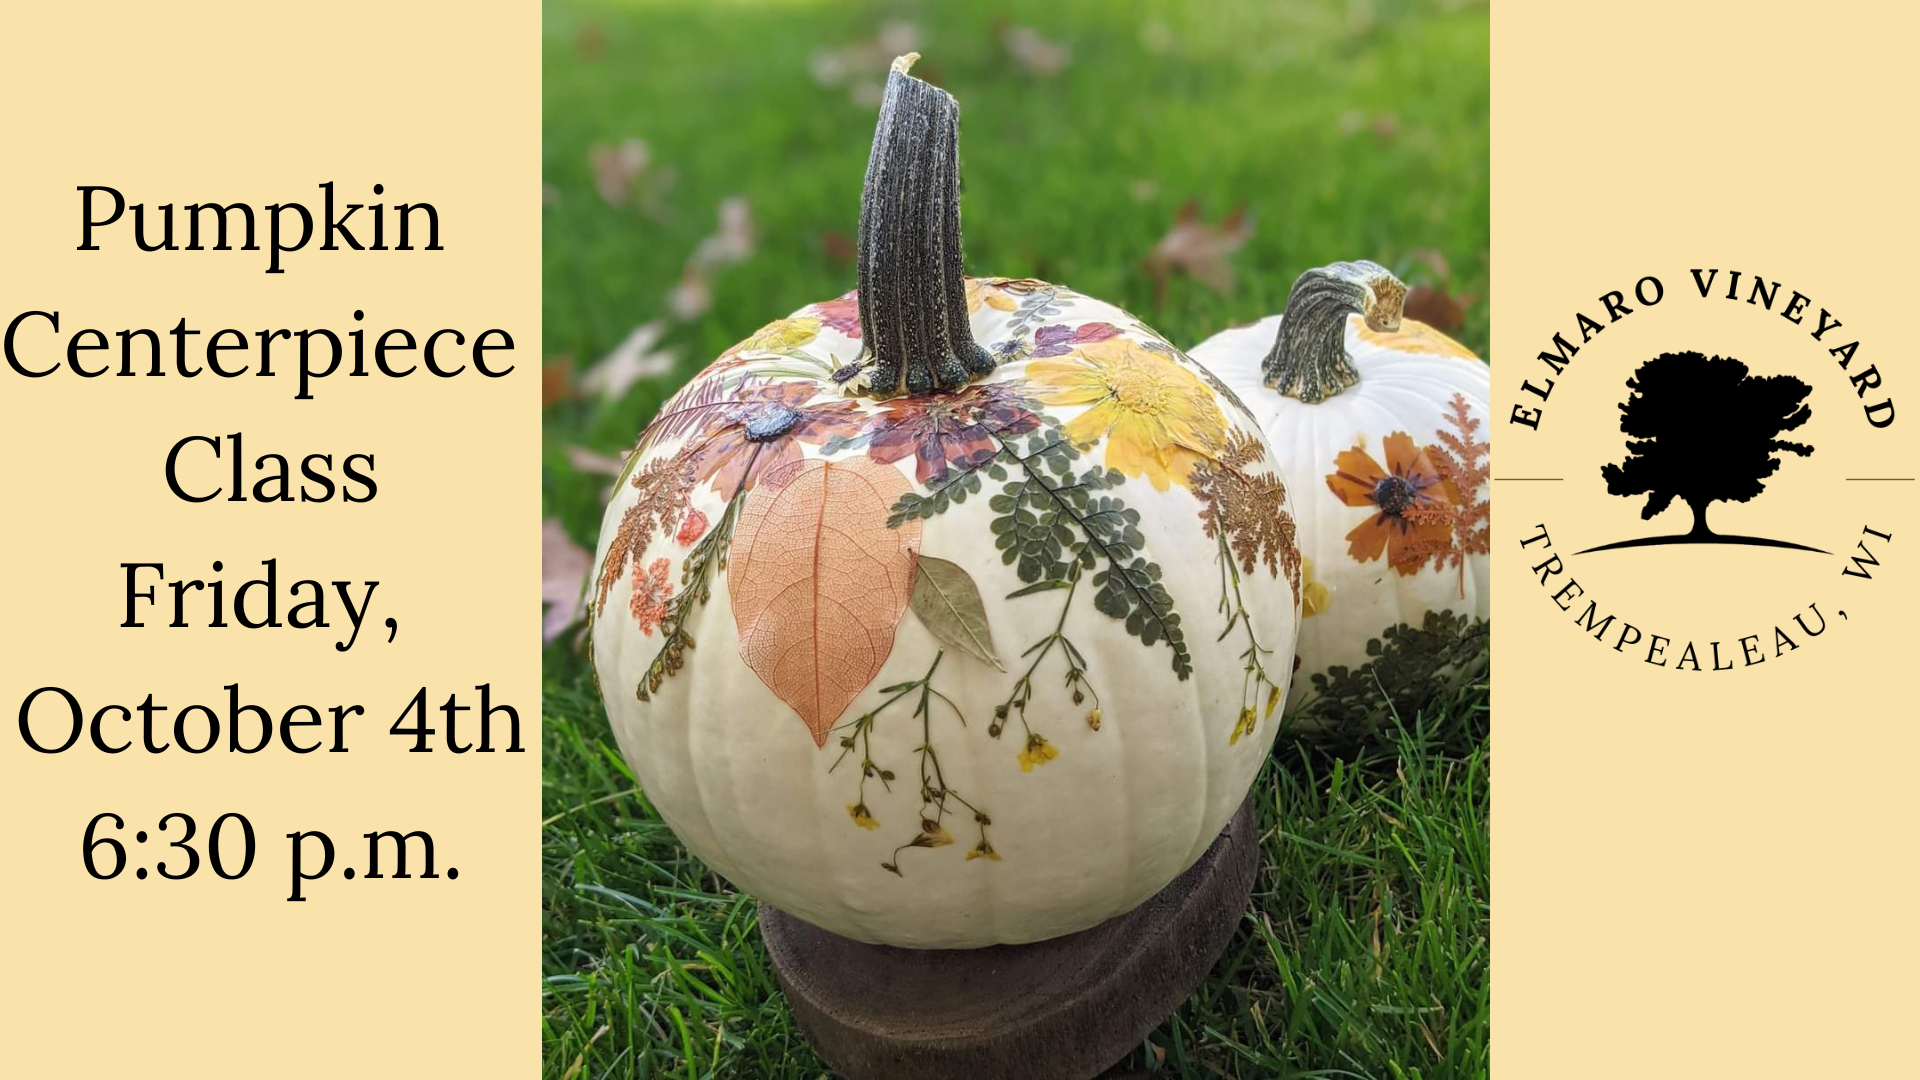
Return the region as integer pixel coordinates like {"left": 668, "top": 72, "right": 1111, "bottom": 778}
{"left": 1190, "top": 429, "right": 1302, "bottom": 598}
{"left": 848, "top": 803, "right": 880, "bottom": 831}
{"left": 1300, "top": 557, "right": 1330, "bottom": 617}
{"left": 1355, "top": 316, "right": 1478, "bottom": 359}
{"left": 855, "top": 381, "right": 1042, "bottom": 484}
{"left": 1027, "top": 337, "right": 1227, "bottom": 491}
{"left": 674, "top": 508, "right": 709, "bottom": 547}
{"left": 629, "top": 557, "right": 672, "bottom": 635}
{"left": 1400, "top": 393, "right": 1490, "bottom": 597}
{"left": 913, "top": 822, "right": 955, "bottom": 848}
{"left": 1228, "top": 705, "right": 1258, "bottom": 745}
{"left": 810, "top": 292, "right": 862, "bottom": 338}
{"left": 596, "top": 444, "right": 697, "bottom": 617}
{"left": 966, "top": 279, "right": 1018, "bottom": 314}
{"left": 1017, "top": 733, "right": 1059, "bottom": 772}
{"left": 1030, "top": 321, "right": 1119, "bottom": 358}
{"left": 1325, "top": 432, "right": 1459, "bottom": 574}
{"left": 688, "top": 381, "right": 865, "bottom": 497}
{"left": 966, "top": 840, "right": 1002, "bottom": 862}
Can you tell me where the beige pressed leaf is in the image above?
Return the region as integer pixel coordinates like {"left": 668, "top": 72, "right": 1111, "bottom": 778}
{"left": 729, "top": 458, "right": 922, "bottom": 747}
{"left": 909, "top": 556, "right": 1004, "bottom": 672}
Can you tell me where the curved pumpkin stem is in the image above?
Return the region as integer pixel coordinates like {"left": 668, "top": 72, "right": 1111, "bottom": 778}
{"left": 856, "top": 53, "right": 995, "bottom": 397}
{"left": 1260, "top": 260, "right": 1406, "bottom": 404}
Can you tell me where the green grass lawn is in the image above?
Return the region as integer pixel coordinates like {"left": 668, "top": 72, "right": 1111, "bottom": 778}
{"left": 542, "top": 2, "right": 1489, "bottom": 1077}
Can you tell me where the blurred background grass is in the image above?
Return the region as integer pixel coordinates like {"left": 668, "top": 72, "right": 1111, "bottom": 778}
{"left": 543, "top": 2, "right": 1488, "bottom": 1077}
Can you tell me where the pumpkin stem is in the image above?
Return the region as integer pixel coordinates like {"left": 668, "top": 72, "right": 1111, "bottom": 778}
{"left": 855, "top": 53, "right": 995, "bottom": 397}
{"left": 1260, "top": 260, "right": 1407, "bottom": 404}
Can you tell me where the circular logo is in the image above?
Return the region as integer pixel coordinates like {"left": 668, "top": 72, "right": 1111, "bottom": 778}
{"left": 1502, "top": 269, "right": 1897, "bottom": 672}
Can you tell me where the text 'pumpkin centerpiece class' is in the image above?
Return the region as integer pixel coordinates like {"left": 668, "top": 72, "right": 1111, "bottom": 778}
{"left": 590, "top": 55, "right": 1302, "bottom": 948}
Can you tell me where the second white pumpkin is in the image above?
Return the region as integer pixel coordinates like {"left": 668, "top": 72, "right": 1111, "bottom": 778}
{"left": 1190, "top": 261, "right": 1491, "bottom": 729}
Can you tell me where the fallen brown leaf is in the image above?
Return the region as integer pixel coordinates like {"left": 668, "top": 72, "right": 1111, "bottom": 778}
{"left": 588, "top": 138, "right": 677, "bottom": 215}
{"left": 1403, "top": 283, "right": 1467, "bottom": 333}
{"left": 809, "top": 20, "right": 921, "bottom": 105}
{"left": 575, "top": 21, "right": 606, "bottom": 60}
{"left": 580, "top": 320, "right": 676, "bottom": 402}
{"left": 589, "top": 139, "right": 648, "bottom": 206}
{"left": 1337, "top": 110, "right": 1400, "bottom": 141}
{"left": 664, "top": 198, "right": 754, "bottom": 320}
{"left": 820, "top": 229, "right": 855, "bottom": 265}
{"left": 542, "top": 519, "right": 591, "bottom": 645}
{"left": 666, "top": 271, "right": 712, "bottom": 321}
{"left": 564, "top": 445, "right": 628, "bottom": 478}
{"left": 1143, "top": 200, "right": 1253, "bottom": 304}
{"left": 1002, "top": 25, "right": 1071, "bottom": 76}
{"left": 542, "top": 356, "right": 575, "bottom": 409}
{"left": 686, "top": 197, "right": 754, "bottom": 273}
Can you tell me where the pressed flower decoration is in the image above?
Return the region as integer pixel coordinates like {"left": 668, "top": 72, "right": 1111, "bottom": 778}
{"left": 688, "top": 380, "right": 866, "bottom": 496}
{"left": 1027, "top": 336, "right": 1229, "bottom": 491}
{"left": 1326, "top": 432, "right": 1461, "bottom": 574}
{"left": 810, "top": 292, "right": 862, "bottom": 338}
{"left": 673, "top": 508, "right": 709, "bottom": 547}
{"left": 1355, "top": 316, "right": 1478, "bottom": 359}
{"left": 1017, "top": 733, "right": 1059, "bottom": 772}
{"left": 824, "top": 381, "right": 1043, "bottom": 484}
{"left": 590, "top": 54, "right": 1302, "bottom": 950}
{"left": 1190, "top": 259, "right": 1492, "bottom": 727}
{"left": 629, "top": 557, "right": 671, "bottom": 635}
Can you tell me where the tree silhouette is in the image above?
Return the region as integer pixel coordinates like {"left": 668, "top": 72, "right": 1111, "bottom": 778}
{"left": 1597, "top": 351, "right": 1813, "bottom": 544}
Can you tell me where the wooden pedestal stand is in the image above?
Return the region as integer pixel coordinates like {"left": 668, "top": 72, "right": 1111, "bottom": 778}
{"left": 760, "top": 796, "right": 1258, "bottom": 1080}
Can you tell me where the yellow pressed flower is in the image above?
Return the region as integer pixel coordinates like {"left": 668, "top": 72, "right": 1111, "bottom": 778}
{"left": 921, "top": 824, "right": 955, "bottom": 848}
{"left": 1265, "top": 685, "right": 1281, "bottom": 720}
{"left": 1085, "top": 707, "right": 1102, "bottom": 731}
{"left": 1300, "top": 557, "right": 1331, "bottom": 618}
{"left": 1017, "top": 733, "right": 1060, "bottom": 772}
{"left": 740, "top": 316, "right": 823, "bottom": 355}
{"left": 1026, "top": 337, "right": 1228, "bottom": 491}
{"left": 1228, "top": 706, "right": 1257, "bottom": 746}
{"left": 966, "top": 279, "right": 1017, "bottom": 314}
{"left": 966, "top": 840, "right": 1002, "bottom": 862}
{"left": 847, "top": 802, "right": 880, "bottom": 830}
{"left": 1355, "top": 317, "right": 1478, "bottom": 360}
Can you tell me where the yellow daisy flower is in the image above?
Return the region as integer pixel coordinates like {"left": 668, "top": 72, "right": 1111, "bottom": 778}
{"left": 1026, "top": 337, "right": 1227, "bottom": 491}
{"left": 847, "top": 802, "right": 879, "bottom": 830}
{"left": 1017, "top": 733, "right": 1059, "bottom": 772}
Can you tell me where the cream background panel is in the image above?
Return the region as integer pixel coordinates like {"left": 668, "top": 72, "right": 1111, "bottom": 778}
{"left": 0, "top": 3, "right": 538, "bottom": 1077}
{"left": 1496, "top": 2, "right": 1918, "bottom": 1076}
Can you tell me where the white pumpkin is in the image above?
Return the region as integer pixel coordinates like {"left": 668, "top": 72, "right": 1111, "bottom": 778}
{"left": 1189, "top": 262, "right": 1490, "bottom": 729}
{"left": 589, "top": 57, "right": 1303, "bottom": 948}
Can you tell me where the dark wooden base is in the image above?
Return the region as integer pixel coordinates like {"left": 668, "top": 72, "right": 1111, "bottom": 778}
{"left": 761, "top": 796, "right": 1258, "bottom": 1080}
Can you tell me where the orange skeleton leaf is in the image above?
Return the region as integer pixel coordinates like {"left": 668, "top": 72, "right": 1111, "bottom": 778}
{"left": 729, "top": 457, "right": 922, "bottom": 746}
